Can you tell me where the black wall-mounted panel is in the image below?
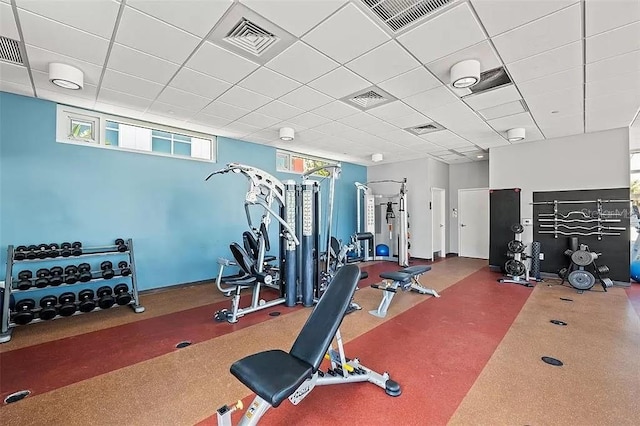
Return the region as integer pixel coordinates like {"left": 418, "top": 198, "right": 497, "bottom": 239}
{"left": 490, "top": 188, "right": 521, "bottom": 269}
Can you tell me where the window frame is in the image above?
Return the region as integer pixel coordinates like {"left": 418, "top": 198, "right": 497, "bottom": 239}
{"left": 56, "top": 105, "right": 217, "bottom": 163}
{"left": 275, "top": 149, "right": 338, "bottom": 177}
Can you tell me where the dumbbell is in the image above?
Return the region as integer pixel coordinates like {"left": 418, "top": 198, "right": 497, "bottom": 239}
{"left": 11, "top": 299, "right": 36, "bottom": 325}
{"left": 114, "top": 283, "right": 132, "bottom": 305}
{"left": 39, "top": 295, "right": 58, "bottom": 320}
{"left": 61, "top": 242, "right": 72, "bottom": 257}
{"left": 49, "top": 266, "right": 64, "bottom": 286}
{"left": 14, "top": 245, "right": 28, "bottom": 261}
{"left": 48, "top": 243, "right": 60, "bottom": 258}
{"left": 16, "top": 270, "right": 33, "bottom": 290}
{"left": 101, "top": 261, "right": 115, "bottom": 279}
{"left": 64, "top": 265, "right": 79, "bottom": 284}
{"left": 78, "top": 263, "right": 92, "bottom": 282}
{"left": 36, "top": 243, "right": 50, "bottom": 259}
{"left": 118, "top": 261, "right": 131, "bottom": 276}
{"left": 35, "top": 268, "right": 50, "bottom": 288}
{"left": 115, "top": 238, "right": 127, "bottom": 253}
{"left": 97, "top": 286, "right": 115, "bottom": 309}
{"left": 71, "top": 241, "right": 83, "bottom": 256}
{"left": 58, "top": 292, "right": 77, "bottom": 317}
{"left": 26, "top": 245, "right": 38, "bottom": 260}
{"left": 78, "top": 289, "right": 96, "bottom": 313}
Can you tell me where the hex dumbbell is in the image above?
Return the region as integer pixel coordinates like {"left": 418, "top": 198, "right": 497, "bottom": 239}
{"left": 115, "top": 238, "right": 127, "bottom": 253}
{"left": 26, "top": 245, "right": 38, "bottom": 260}
{"left": 39, "top": 295, "right": 58, "bottom": 320}
{"left": 97, "top": 286, "right": 115, "bottom": 309}
{"left": 78, "top": 289, "right": 96, "bottom": 313}
{"left": 101, "top": 261, "right": 115, "bottom": 279}
{"left": 58, "top": 293, "right": 77, "bottom": 317}
{"left": 114, "top": 283, "right": 132, "bottom": 306}
{"left": 35, "top": 268, "right": 50, "bottom": 288}
{"left": 16, "top": 270, "right": 33, "bottom": 290}
{"left": 49, "top": 266, "right": 64, "bottom": 286}
{"left": 61, "top": 242, "right": 72, "bottom": 257}
{"left": 78, "top": 263, "right": 92, "bottom": 282}
{"left": 71, "top": 241, "right": 83, "bottom": 256}
{"left": 11, "top": 299, "right": 36, "bottom": 325}
{"left": 64, "top": 265, "right": 79, "bottom": 284}
{"left": 118, "top": 261, "right": 131, "bottom": 276}
{"left": 48, "top": 243, "right": 60, "bottom": 258}
{"left": 14, "top": 245, "right": 28, "bottom": 261}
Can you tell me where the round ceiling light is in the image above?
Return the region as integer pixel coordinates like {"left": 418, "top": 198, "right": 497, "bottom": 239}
{"left": 371, "top": 153, "right": 383, "bottom": 162}
{"left": 450, "top": 59, "right": 480, "bottom": 89}
{"left": 507, "top": 128, "right": 526, "bottom": 142}
{"left": 48, "top": 63, "right": 84, "bottom": 90}
{"left": 279, "top": 127, "right": 295, "bottom": 141}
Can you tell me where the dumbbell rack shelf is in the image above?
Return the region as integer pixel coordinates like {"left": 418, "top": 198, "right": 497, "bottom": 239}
{"left": 1, "top": 238, "right": 145, "bottom": 344}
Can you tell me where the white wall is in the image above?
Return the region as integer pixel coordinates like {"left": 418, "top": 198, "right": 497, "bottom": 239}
{"left": 490, "top": 127, "right": 630, "bottom": 244}
{"left": 449, "top": 161, "right": 490, "bottom": 253}
{"left": 367, "top": 157, "right": 449, "bottom": 259}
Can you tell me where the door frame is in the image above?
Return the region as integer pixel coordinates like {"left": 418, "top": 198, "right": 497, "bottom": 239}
{"left": 458, "top": 187, "right": 490, "bottom": 258}
{"left": 431, "top": 187, "right": 446, "bottom": 258}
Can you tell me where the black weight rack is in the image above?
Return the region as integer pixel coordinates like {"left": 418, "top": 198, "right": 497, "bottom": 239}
{"left": 1, "top": 239, "right": 144, "bottom": 343}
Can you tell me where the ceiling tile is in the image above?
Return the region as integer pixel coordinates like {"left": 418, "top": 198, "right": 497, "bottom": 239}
{"left": 302, "top": 3, "right": 390, "bottom": 64}
{"left": 368, "top": 101, "right": 417, "bottom": 120}
{"left": 238, "top": 67, "right": 301, "bottom": 99}
{"left": 0, "top": 2, "right": 19, "bottom": 39}
{"left": 108, "top": 43, "right": 179, "bottom": 84}
{"left": 585, "top": 0, "right": 640, "bottom": 37}
{"left": 18, "top": 9, "right": 110, "bottom": 65}
{"left": 586, "top": 21, "right": 640, "bottom": 63}
{"left": 397, "top": 3, "right": 485, "bottom": 64}
{"left": 286, "top": 112, "right": 332, "bottom": 129}
{"left": 267, "top": 120, "right": 309, "bottom": 133}
{"left": 403, "top": 86, "right": 459, "bottom": 115}
{"left": 155, "top": 86, "right": 211, "bottom": 112}
{"left": 526, "top": 86, "right": 584, "bottom": 122}
{"left": 116, "top": 6, "right": 200, "bottom": 64}
{"left": 385, "top": 112, "right": 430, "bottom": 129}
{"left": 202, "top": 101, "right": 251, "bottom": 121}
{"left": 127, "top": 0, "right": 232, "bottom": 37}
{"left": 314, "top": 121, "right": 356, "bottom": 137}
{"left": 425, "top": 101, "right": 481, "bottom": 128}
{"left": 491, "top": 4, "right": 581, "bottom": 64}
{"left": 217, "top": 86, "right": 272, "bottom": 111}
{"left": 507, "top": 41, "right": 582, "bottom": 83}
{"left": 224, "top": 121, "right": 262, "bottom": 136}
{"left": 241, "top": 0, "right": 347, "bottom": 37}
{"left": 147, "top": 101, "right": 197, "bottom": 120}
{"left": 464, "top": 84, "right": 521, "bottom": 110}
{"left": 308, "top": 66, "right": 371, "bottom": 99}
{"left": 169, "top": 67, "right": 231, "bottom": 100}
{"left": 586, "top": 71, "right": 640, "bottom": 100}
{"left": 345, "top": 41, "right": 420, "bottom": 84}
{"left": 101, "top": 69, "right": 164, "bottom": 100}
{"left": 255, "top": 100, "right": 304, "bottom": 120}
{"left": 587, "top": 50, "right": 640, "bottom": 82}
{"left": 266, "top": 41, "right": 339, "bottom": 84}
{"left": 25, "top": 45, "right": 103, "bottom": 86}
{"left": 425, "top": 41, "right": 501, "bottom": 87}
{"left": 477, "top": 100, "right": 526, "bottom": 120}
{"left": 378, "top": 67, "right": 441, "bottom": 99}
{"left": 0, "top": 80, "right": 34, "bottom": 97}
{"left": 186, "top": 41, "right": 259, "bottom": 84}
{"left": 188, "top": 112, "right": 233, "bottom": 129}
{"left": 338, "top": 113, "right": 399, "bottom": 133}
{"left": 470, "top": 0, "right": 578, "bottom": 37}
{"left": 296, "top": 129, "right": 328, "bottom": 143}
{"left": 16, "top": 0, "right": 119, "bottom": 39}
{"left": 586, "top": 103, "right": 638, "bottom": 132}
{"left": 487, "top": 111, "right": 545, "bottom": 142}
{"left": 278, "top": 86, "right": 333, "bottom": 111}
{"left": 32, "top": 69, "right": 96, "bottom": 100}
{"left": 236, "top": 112, "right": 281, "bottom": 128}
{"left": 312, "top": 100, "right": 360, "bottom": 120}
{"left": 537, "top": 112, "right": 583, "bottom": 138}
{"left": 516, "top": 67, "right": 582, "bottom": 99}
{"left": 0, "top": 62, "right": 31, "bottom": 86}
{"left": 97, "top": 87, "right": 154, "bottom": 111}
{"left": 36, "top": 88, "right": 96, "bottom": 109}
{"left": 586, "top": 91, "right": 640, "bottom": 116}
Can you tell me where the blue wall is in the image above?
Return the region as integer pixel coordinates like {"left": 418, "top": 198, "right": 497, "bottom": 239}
{"left": 0, "top": 92, "right": 366, "bottom": 291}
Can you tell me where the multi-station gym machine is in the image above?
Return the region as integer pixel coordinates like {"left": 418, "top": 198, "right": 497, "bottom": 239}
{"left": 207, "top": 162, "right": 346, "bottom": 323}
{"left": 355, "top": 179, "right": 409, "bottom": 267}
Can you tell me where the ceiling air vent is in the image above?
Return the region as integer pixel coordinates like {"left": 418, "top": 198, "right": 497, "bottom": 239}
{"left": 468, "top": 66, "right": 512, "bottom": 94}
{"left": 362, "top": 0, "right": 455, "bottom": 32}
{"left": 223, "top": 18, "right": 279, "bottom": 56}
{"left": 342, "top": 86, "right": 396, "bottom": 110}
{"left": 406, "top": 121, "right": 445, "bottom": 135}
{"left": 0, "top": 36, "right": 23, "bottom": 65}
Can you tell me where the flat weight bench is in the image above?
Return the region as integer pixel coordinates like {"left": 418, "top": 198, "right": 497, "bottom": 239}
{"left": 216, "top": 265, "right": 400, "bottom": 426}
{"left": 369, "top": 265, "right": 440, "bottom": 318}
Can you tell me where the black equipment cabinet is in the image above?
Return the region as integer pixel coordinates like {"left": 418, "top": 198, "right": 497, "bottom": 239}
{"left": 490, "top": 188, "right": 522, "bottom": 271}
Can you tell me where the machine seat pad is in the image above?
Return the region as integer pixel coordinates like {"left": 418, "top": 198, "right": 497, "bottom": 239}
{"left": 400, "top": 265, "right": 432, "bottom": 276}
{"left": 359, "top": 271, "right": 369, "bottom": 280}
{"left": 264, "top": 255, "right": 277, "bottom": 263}
{"left": 230, "top": 349, "right": 313, "bottom": 407}
{"left": 220, "top": 273, "right": 258, "bottom": 287}
{"left": 379, "top": 271, "right": 412, "bottom": 283}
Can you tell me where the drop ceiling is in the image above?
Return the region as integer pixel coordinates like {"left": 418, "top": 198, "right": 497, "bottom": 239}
{"left": 0, "top": 0, "right": 638, "bottom": 166}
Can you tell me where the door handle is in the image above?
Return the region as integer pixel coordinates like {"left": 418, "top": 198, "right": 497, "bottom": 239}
{"left": 440, "top": 224, "right": 444, "bottom": 227}
{"left": 460, "top": 224, "right": 466, "bottom": 227}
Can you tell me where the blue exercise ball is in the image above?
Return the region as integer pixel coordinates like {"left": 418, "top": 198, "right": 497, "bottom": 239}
{"left": 376, "top": 244, "right": 389, "bottom": 257}
{"left": 631, "top": 260, "right": 640, "bottom": 282}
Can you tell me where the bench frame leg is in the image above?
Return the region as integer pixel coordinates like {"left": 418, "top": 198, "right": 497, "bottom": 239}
{"left": 369, "top": 281, "right": 398, "bottom": 318}
{"left": 410, "top": 276, "right": 440, "bottom": 298}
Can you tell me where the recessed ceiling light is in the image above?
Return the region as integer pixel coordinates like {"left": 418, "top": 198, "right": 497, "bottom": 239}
{"left": 450, "top": 59, "right": 480, "bottom": 89}
{"left": 48, "top": 63, "right": 83, "bottom": 90}
{"left": 279, "top": 127, "right": 294, "bottom": 141}
{"left": 507, "top": 128, "right": 526, "bottom": 142}
{"left": 371, "top": 153, "right": 383, "bottom": 162}
{"left": 477, "top": 154, "right": 484, "bottom": 159}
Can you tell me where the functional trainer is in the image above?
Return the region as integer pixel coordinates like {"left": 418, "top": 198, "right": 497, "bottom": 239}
{"left": 370, "top": 265, "right": 439, "bottom": 318}
{"left": 216, "top": 265, "right": 400, "bottom": 426}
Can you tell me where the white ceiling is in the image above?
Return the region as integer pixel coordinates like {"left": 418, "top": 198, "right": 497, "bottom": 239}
{"left": 0, "top": 0, "right": 639, "bottom": 166}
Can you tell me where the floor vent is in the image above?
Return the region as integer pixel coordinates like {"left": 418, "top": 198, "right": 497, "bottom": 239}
{"left": 223, "top": 18, "right": 279, "bottom": 57}
{"left": 406, "top": 121, "right": 445, "bottom": 135}
{"left": 342, "top": 87, "right": 397, "bottom": 110}
{"left": 468, "top": 66, "right": 512, "bottom": 94}
{"left": 362, "top": 0, "right": 455, "bottom": 32}
{"left": 0, "top": 36, "right": 24, "bottom": 65}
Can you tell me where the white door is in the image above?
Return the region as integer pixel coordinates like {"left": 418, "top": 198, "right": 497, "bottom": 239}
{"left": 459, "top": 188, "right": 489, "bottom": 259}
{"left": 431, "top": 188, "right": 446, "bottom": 258}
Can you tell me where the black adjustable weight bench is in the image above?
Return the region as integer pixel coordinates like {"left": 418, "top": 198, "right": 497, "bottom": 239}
{"left": 216, "top": 265, "right": 400, "bottom": 426}
{"left": 370, "top": 265, "right": 440, "bottom": 318}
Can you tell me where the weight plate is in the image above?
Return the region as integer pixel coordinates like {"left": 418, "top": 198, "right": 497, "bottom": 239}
{"left": 568, "top": 270, "right": 596, "bottom": 290}
{"left": 511, "top": 223, "right": 524, "bottom": 234}
{"left": 507, "top": 240, "right": 525, "bottom": 253}
{"left": 571, "top": 250, "right": 594, "bottom": 266}
{"left": 505, "top": 259, "right": 526, "bottom": 277}
{"left": 558, "top": 268, "right": 568, "bottom": 279}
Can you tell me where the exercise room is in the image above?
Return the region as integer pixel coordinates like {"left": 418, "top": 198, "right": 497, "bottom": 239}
{"left": 1, "top": 0, "right": 638, "bottom": 424}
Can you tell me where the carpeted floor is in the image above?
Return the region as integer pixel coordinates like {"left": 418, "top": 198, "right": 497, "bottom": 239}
{"left": 1, "top": 257, "right": 638, "bottom": 426}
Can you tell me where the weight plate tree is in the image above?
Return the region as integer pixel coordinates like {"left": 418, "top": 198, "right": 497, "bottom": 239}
{"left": 1, "top": 238, "right": 145, "bottom": 344}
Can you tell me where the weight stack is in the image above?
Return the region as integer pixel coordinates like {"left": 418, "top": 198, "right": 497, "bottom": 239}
{"left": 530, "top": 241, "right": 541, "bottom": 281}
